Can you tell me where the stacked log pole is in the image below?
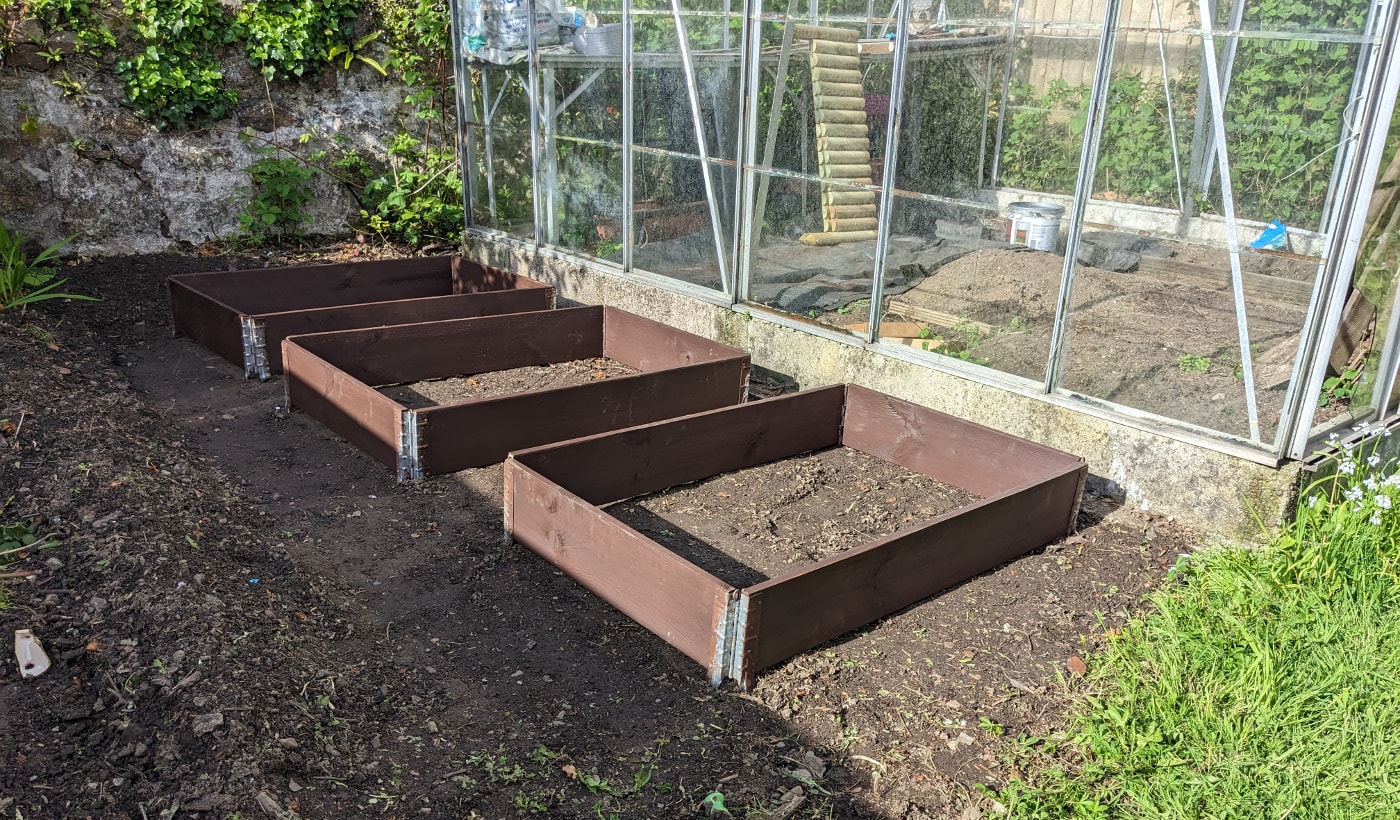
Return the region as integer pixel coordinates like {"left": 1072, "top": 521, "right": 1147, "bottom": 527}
{"left": 796, "top": 25, "right": 877, "bottom": 246}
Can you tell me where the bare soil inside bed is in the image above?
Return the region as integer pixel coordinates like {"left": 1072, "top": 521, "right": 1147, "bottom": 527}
{"left": 608, "top": 446, "right": 980, "bottom": 588}
{"left": 0, "top": 243, "right": 1200, "bottom": 819}
{"left": 381, "top": 358, "right": 640, "bottom": 409}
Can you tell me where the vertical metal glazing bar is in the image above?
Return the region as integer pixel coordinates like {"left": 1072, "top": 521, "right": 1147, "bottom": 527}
{"left": 541, "top": 65, "right": 560, "bottom": 243}
{"left": 1316, "top": 4, "right": 1384, "bottom": 240}
{"left": 866, "top": 0, "right": 914, "bottom": 344}
{"left": 622, "top": 0, "right": 635, "bottom": 271}
{"left": 525, "top": 0, "right": 545, "bottom": 244}
{"left": 448, "top": 0, "right": 477, "bottom": 231}
{"left": 1187, "top": 0, "right": 1242, "bottom": 212}
{"left": 481, "top": 70, "right": 499, "bottom": 220}
{"left": 744, "top": 0, "right": 796, "bottom": 293}
{"left": 1151, "top": 0, "right": 1186, "bottom": 213}
{"left": 1286, "top": 0, "right": 1400, "bottom": 455}
{"left": 730, "top": 0, "right": 760, "bottom": 301}
{"left": 1198, "top": 0, "right": 1261, "bottom": 441}
{"left": 735, "top": 0, "right": 766, "bottom": 302}
{"left": 977, "top": 50, "right": 992, "bottom": 189}
{"left": 1043, "top": 0, "right": 1122, "bottom": 393}
{"left": 988, "top": 0, "right": 1022, "bottom": 187}
{"left": 671, "top": 0, "right": 732, "bottom": 292}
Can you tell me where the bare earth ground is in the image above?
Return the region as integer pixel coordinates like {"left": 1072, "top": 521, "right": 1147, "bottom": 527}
{"left": 0, "top": 245, "right": 1196, "bottom": 819}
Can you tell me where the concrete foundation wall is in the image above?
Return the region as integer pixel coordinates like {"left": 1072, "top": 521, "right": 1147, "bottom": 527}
{"left": 466, "top": 236, "right": 1303, "bottom": 542}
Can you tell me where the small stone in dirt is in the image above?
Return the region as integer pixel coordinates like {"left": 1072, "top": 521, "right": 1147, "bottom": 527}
{"left": 960, "top": 804, "right": 983, "bottom": 820}
{"left": 277, "top": 737, "right": 299, "bottom": 749}
{"left": 800, "top": 750, "right": 826, "bottom": 779}
{"left": 192, "top": 711, "right": 224, "bottom": 735}
{"left": 288, "top": 779, "right": 302, "bottom": 792}
{"left": 1066, "top": 655, "right": 1088, "bottom": 676}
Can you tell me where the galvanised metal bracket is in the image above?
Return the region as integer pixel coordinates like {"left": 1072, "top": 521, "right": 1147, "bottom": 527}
{"left": 397, "top": 409, "right": 423, "bottom": 483}
{"left": 709, "top": 592, "right": 752, "bottom": 690}
{"left": 239, "top": 316, "right": 271, "bottom": 381}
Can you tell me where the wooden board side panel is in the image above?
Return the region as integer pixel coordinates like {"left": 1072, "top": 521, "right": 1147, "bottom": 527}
{"left": 294, "top": 307, "right": 604, "bottom": 386}
{"left": 842, "top": 384, "right": 1085, "bottom": 497}
{"left": 512, "top": 385, "right": 845, "bottom": 506}
{"left": 451, "top": 257, "right": 551, "bottom": 297}
{"left": 505, "top": 462, "right": 732, "bottom": 667}
{"left": 416, "top": 359, "right": 750, "bottom": 473}
{"left": 174, "top": 257, "right": 455, "bottom": 314}
{"left": 602, "top": 307, "right": 749, "bottom": 372}
{"left": 740, "top": 473, "right": 1084, "bottom": 678}
{"left": 258, "top": 289, "right": 556, "bottom": 373}
{"left": 168, "top": 279, "right": 246, "bottom": 369}
{"left": 283, "top": 341, "right": 404, "bottom": 469}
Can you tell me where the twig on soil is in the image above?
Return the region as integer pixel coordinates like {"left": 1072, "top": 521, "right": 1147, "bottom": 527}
{"left": 0, "top": 568, "right": 40, "bottom": 579}
{"left": 438, "top": 767, "right": 472, "bottom": 782}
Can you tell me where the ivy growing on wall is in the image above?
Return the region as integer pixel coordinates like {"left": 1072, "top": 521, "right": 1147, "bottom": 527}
{"left": 237, "top": 0, "right": 360, "bottom": 81}
{"left": 116, "top": 0, "right": 238, "bottom": 129}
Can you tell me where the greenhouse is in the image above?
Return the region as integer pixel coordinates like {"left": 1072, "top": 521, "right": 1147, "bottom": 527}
{"left": 446, "top": 0, "right": 1400, "bottom": 532}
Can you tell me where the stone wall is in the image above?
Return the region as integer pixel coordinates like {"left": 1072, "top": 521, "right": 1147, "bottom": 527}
{"left": 1, "top": 51, "right": 410, "bottom": 254}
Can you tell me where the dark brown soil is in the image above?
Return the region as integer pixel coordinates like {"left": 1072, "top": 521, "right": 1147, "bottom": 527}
{"left": 383, "top": 358, "right": 640, "bottom": 409}
{"left": 608, "top": 447, "right": 980, "bottom": 588}
{"left": 0, "top": 244, "right": 1198, "bottom": 819}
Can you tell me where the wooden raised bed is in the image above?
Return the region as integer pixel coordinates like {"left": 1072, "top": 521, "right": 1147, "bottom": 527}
{"left": 282, "top": 306, "right": 750, "bottom": 481}
{"left": 505, "top": 385, "right": 1087, "bottom": 688}
{"left": 168, "top": 256, "right": 553, "bottom": 380}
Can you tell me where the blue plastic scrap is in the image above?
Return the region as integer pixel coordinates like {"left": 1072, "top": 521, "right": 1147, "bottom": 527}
{"left": 1249, "top": 219, "right": 1289, "bottom": 251}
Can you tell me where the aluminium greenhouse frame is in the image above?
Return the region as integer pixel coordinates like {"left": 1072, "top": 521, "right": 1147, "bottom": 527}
{"left": 450, "top": 0, "right": 1400, "bottom": 463}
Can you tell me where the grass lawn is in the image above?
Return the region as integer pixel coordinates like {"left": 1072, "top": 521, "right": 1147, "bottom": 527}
{"left": 1000, "top": 425, "right": 1400, "bottom": 819}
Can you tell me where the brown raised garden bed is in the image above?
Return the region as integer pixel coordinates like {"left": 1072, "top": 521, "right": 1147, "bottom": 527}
{"left": 168, "top": 255, "right": 553, "bottom": 380}
{"left": 505, "top": 384, "right": 1087, "bottom": 688}
{"left": 282, "top": 306, "right": 750, "bottom": 481}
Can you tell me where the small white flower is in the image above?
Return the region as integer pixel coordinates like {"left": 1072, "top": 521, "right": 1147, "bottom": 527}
{"left": 1340, "top": 460, "right": 1358, "bottom": 475}
{"left": 1369, "top": 455, "right": 1382, "bottom": 467}
{"left": 1378, "top": 495, "right": 1393, "bottom": 511}
{"left": 1345, "top": 486, "right": 1365, "bottom": 502}
{"left": 1330, "top": 433, "right": 1341, "bottom": 443}
{"left": 1386, "top": 474, "right": 1400, "bottom": 488}
{"left": 1366, "top": 477, "right": 1380, "bottom": 492}
{"left": 1384, "top": 428, "right": 1393, "bottom": 438}
{"left": 1355, "top": 422, "right": 1371, "bottom": 432}
{"left": 1372, "top": 512, "right": 1383, "bottom": 526}
{"left": 1308, "top": 494, "right": 1320, "bottom": 508}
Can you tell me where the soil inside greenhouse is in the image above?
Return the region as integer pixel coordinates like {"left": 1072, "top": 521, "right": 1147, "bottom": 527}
{"left": 608, "top": 446, "right": 981, "bottom": 589}
{"left": 381, "top": 358, "right": 640, "bottom": 410}
{"left": 1, "top": 243, "right": 1196, "bottom": 819}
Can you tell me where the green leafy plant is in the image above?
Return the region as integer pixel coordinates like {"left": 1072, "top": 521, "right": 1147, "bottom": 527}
{"left": 25, "top": 0, "right": 116, "bottom": 57}
{"left": 1176, "top": 354, "right": 1212, "bottom": 373}
{"left": 0, "top": 220, "right": 92, "bottom": 311}
{"left": 327, "top": 29, "right": 387, "bottom": 74}
{"left": 237, "top": 0, "right": 359, "bottom": 81}
{"left": 236, "top": 150, "right": 317, "bottom": 242}
{"left": 1319, "top": 366, "right": 1361, "bottom": 408}
{"left": 117, "top": 0, "right": 238, "bottom": 129}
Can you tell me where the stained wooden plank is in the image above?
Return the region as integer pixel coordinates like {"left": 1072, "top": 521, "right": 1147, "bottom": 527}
{"left": 811, "top": 67, "right": 863, "bottom": 84}
{"left": 511, "top": 385, "right": 846, "bottom": 507}
{"left": 417, "top": 360, "right": 750, "bottom": 472}
{"left": 810, "top": 52, "right": 860, "bottom": 70}
{"left": 168, "top": 278, "right": 245, "bottom": 369}
{"left": 813, "top": 95, "right": 868, "bottom": 111}
{"left": 794, "top": 23, "right": 859, "bottom": 42}
{"left": 812, "top": 39, "right": 859, "bottom": 55}
{"left": 815, "top": 122, "right": 868, "bottom": 138}
{"left": 817, "top": 136, "right": 870, "bottom": 152}
{"left": 738, "top": 475, "right": 1085, "bottom": 684}
{"left": 814, "top": 108, "right": 868, "bottom": 125}
{"left": 886, "top": 300, "right": 995, "bottom": 335}
{"left": 259, "top": 288, "right": 555, "bottom": 372}
{"left": 451, "top": 256, "right": 548, "bottom": 297}
{"left": 506, "top": 462, "right": 734, "bottom": 670}
{"left": 282, "top": 340, "right": 405, "bottom": 469}
{"left": 177, "top": 256, "right": 454, "bottom": 314}
{"left": 290, "top": 307, "right": 604, "bottom": 386}
{"left": 843, "top": 384, "right": 1085, "bottom": 498}
{"left": 799, "top": 230, "right": 877, "bottom": 245}
{"left": 1136, "top": 255, "right": 1315, "bottom": 305}
{"left": 601, "top": 306, "right": 749, "bottom": 373}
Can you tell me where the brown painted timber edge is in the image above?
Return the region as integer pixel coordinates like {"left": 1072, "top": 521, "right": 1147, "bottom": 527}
{"left": 505, "top": 461, "right": 736, "bottom": 678}
{"left": 169, "top": 255, "right": 455, "bottom": 315}
{"left": 257, "top": 286, "right": 554, "bottom": 374}
{"left": 282, "top": 339, "right": 406, "bottom": 470}
{"left": 417, "top": 358, "right": 750, "bottom": 473}
{"left": 510, "top": 385, "right": 846, "bottom": 506}
{"left": 168, "top": 277, "right": 246, "bottom": 371}
{"left": 286, "top": 306, "right": 607, "bottom": 387}
{"left": 736, "top": 468, "right": 1085, "bottom": 687}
